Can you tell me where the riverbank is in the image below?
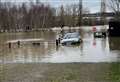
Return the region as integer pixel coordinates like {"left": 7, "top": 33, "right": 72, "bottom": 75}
{"left": 0, "top": 25, "right": 109, "bottom": 33}
{"left": 0, "top": 63, "right": 120, "bottom": 82}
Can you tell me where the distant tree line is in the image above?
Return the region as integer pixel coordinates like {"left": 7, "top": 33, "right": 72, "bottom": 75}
{"left": 0, "top": 0, "right": 92, "bottom": 32}
{"left": 0, "top": 1, "right": 56, "bottom": 32}
{"left": 0, "top": 0, "right": 119, "bottom": 32}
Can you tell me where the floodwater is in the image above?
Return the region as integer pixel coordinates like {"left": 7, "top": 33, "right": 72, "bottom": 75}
{"left": 0, "top": 27, "right": 120, "bottom": 82}
{"left": 0, "top": 31, "right": 56, "bottom": 64}
{"left": 0, "top": 28, "right": 120, "bottom": 63}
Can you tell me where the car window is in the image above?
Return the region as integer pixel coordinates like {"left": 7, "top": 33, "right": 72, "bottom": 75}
{"left": 63, "top": 33, "right": 79, "bottom": 39}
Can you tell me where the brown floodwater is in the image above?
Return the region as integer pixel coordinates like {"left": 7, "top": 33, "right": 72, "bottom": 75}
{"left": 0, "top": 27, "right": 120, "bottom": 82}
{"left": 0, "top": 29, "right": 120, "bottom": 64}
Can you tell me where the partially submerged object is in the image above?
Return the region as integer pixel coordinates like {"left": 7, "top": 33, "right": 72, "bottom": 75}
{"left": 6, "top": 39, "right": 44, "bottom": 43}
{"left": 6, "top": 38, "right": 44, "bottom": 48}
{"left": 94, "top": 31, "right": 107, "bottom": 38}
{"left": 61, "top": 32, "right": 82, "bottom": 45}
{"left": 108, "top": 21, "right": 120, "bottom": 36}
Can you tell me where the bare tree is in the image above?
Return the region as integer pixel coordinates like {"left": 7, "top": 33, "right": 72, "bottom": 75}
{"left": 0, "top": 1, "right": 91, "bottom": 32}
{"left": 78, "top": 0, "right": 83, "bottom": 26}
{"left": 64, "top": 5, "right": 72, "bottom": 27}
{"left": 59, "top": 5, "right": 65, "bottom": 27}
{"left": 109, "top": 0, "right": 120, "bottom": 20}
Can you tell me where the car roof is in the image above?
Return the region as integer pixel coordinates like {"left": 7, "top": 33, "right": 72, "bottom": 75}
{"left": 64, "top": 32, "right": 80, "bottom": 35}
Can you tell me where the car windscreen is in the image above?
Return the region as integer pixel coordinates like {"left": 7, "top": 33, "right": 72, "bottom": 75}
{"left": 63, "top": 33, "right": 79, "bottom": 39}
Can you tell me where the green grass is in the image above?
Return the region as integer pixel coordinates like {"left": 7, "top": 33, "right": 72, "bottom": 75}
{"left": 1, "top": 63, "right": 120, "bottom": 82}
{"left": 108, "top": 63, "right": 120, "bottom": 81}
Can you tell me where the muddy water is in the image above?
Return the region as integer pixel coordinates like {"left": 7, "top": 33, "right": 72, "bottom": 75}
{"left": 41, "top": 36, "right": 120, "bottom": 63}
{"left": 0, "top": 30, "right": 120, "bottom": 63}
{"left": 0, "top": 31, "right": 56, "bottom": 64}
{"left": 0, "top": 29, "right": 120, "bottom": 82}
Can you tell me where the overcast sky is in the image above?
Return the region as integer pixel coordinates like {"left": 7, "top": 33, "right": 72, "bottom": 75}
{"left": 1, "top": 0, "right": 109, "bottom": 13}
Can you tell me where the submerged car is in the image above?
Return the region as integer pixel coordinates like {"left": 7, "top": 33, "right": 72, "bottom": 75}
{"left": 61, "top": 32, "right": 82, "bottom": 45}
{"left": 94, "top": 31, "right": 107, "bottom": 38}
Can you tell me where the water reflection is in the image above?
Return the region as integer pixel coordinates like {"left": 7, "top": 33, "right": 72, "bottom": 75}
{"left": 0, "top": 30, "right": 120, "bottom": 63}
{"left": 0, "top": 31, "right": 56, "bottom": 64}
{"left": 109, "top": 37, "right": 120, "bottom": 50}
{"left": 1, "top": 43, "right": 56, "bottom": 64}
{"left": 41, "top": 33, "right": 120, "bottom": 63}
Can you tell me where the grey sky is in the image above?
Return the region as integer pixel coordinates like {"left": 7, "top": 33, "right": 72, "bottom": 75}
{"left": 1, "top": 0, "right": 109, "bottom": 13}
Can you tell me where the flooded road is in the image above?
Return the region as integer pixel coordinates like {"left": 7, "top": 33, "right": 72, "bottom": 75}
{"left": 41, "top": 37, "right": 120, "bottom": 63}
{"left": 0, "top": 30, "right": 120, "bottom": 63}
{"left": 0, "top": 27, "right": 120, "bottom": 82}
